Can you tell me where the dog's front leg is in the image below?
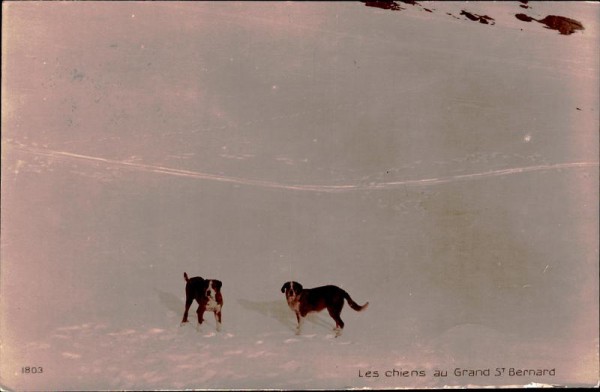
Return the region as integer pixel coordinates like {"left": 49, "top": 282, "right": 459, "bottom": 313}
{"left": 295, "top": 312, "right": 304, "bottom": 335}
{"left": 196, "top": 306, "right": 206, "bottom": 331}
{"left": 214, "top": 308, "right": 222, "bottom": 332}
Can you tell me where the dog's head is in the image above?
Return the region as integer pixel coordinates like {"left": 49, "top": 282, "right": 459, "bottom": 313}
{"left": 205, "top": 279, "right": 222, "bottom": 299}
{"left": 281, "top": 281, "right": 303, "bottom": 299}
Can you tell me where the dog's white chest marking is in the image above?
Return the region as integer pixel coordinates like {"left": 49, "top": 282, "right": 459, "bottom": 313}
{"left": 286, "top": 295, "right": 301, "bottom": 313}
{"left": 205, "top": 296, "right": 219, "bottom": 311}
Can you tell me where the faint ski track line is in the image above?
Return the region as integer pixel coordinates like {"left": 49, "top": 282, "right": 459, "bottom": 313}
{"left": 10, "top": 143, "right": 599, "bottom": 193}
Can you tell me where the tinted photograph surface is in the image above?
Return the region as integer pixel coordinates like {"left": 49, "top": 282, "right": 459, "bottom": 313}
{"left": 1, "top": 1, "right": 598, "bottom": 390}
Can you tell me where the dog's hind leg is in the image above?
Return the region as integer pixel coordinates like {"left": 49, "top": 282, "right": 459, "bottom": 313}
{"left": 327, "top": 307, "right": 345, "bottom": 337}
{"left": 181, "top": 297, "right": 194, "bottom": 325}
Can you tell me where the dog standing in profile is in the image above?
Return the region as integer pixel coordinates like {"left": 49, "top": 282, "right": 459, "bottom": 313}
{"left": 281, "top": 281, "right": 368, "bottom": 337}
{"left": 181, "top": 272, "right": 223, "bottom": 331}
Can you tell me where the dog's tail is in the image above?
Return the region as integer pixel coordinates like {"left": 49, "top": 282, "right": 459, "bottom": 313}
{"left": 344, "top": 291, "right": 369, "bottom": 312}
{"left": 184, "top": 272, "right": 189, "bottom": 282}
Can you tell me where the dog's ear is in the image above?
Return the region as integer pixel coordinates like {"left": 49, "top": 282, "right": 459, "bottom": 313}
{"left": 214, "top": 280, "right": 222, "bottom": 290}
{"left": 281, "top": 282, "right": 289, "bottom": 293}
{"left": 293, "top": 282, "right": 303, "bottom": 292}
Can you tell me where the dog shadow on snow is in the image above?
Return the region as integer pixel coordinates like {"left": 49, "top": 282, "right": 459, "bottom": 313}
{"left": 156, "top": 289, "right": 184, "bottom": 315}
{"left": 237, "top": 299, "right": 333, "bottom": 332}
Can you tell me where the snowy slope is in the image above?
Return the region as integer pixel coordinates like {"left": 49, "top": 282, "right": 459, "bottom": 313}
{"left": 1, "top": 1, "right": 598, "bottom": 390}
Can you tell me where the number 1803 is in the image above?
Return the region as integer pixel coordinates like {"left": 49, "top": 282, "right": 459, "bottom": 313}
{"left": 22, "top": 366, "right": 43, "bottom": 374}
